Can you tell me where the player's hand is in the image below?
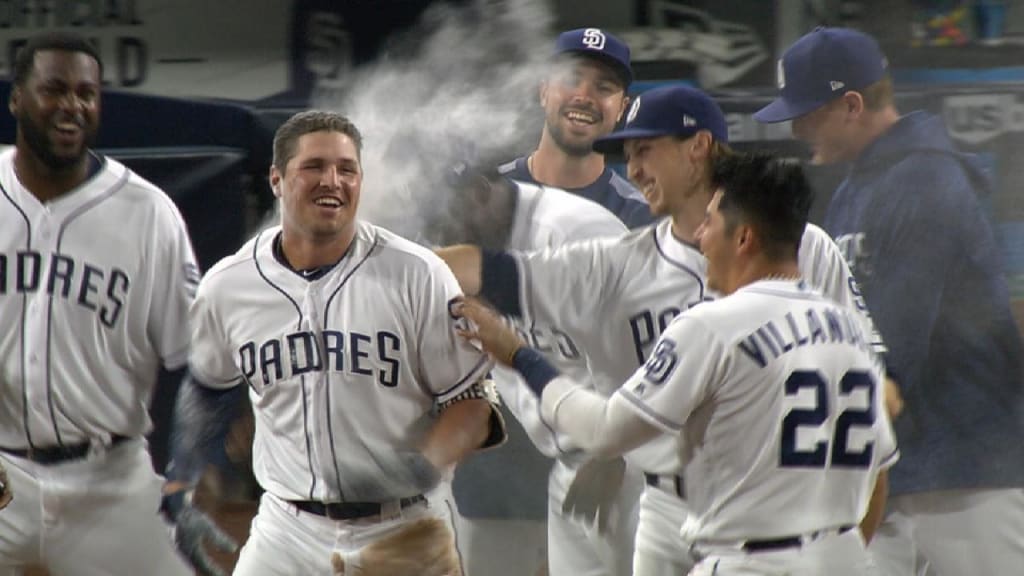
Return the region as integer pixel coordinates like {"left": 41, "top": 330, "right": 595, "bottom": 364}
{"left": 562, "top": 457, "right": 626, "bottom": 534}
{"left": 453, "top": 297, "right": 524, "bottom": 366}
{"left": 0, "top": 460, "right": 12, "bottom": 510}
{"left": 883, "top": 376, "right": 904, "bottom": 418}
{"left": 161, "top": 489, "right": 238, "bottom": 576}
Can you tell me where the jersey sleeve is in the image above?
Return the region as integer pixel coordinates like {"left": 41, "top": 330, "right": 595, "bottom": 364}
{"left": 417, "top": 260, "right": 493, "bottom": 403}
{"left": 799, "top": 224, "right": 887, "bottom": 356}
{"left": 614, "top": 315, "right": 723, "bottom": 433}
{"left": 147, "top": 196, "right": 201, "bottom": 371}
{"left": 558, "top": 216, "right": 627, "bottom": 245}
{"left": 187, "top": 277, "right": 241, "bottom": 389}
{"left": 514, "top": 237, "right": 622, "bottom": 342}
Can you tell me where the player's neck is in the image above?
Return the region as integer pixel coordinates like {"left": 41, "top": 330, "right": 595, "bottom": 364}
{"left": 668, "top": 185, "right": 713, "bottom": 244}
{"left": 278, "top": 227, "right": 355, "bottom": 270}
{"left": 733, "top": 260, "right": 801, "bottom": 294}
{"left": 14, "top": 146, "right": 91, "bottom": 203}
{"left": 530, "top": 138, "right": 604, "bottom": 189}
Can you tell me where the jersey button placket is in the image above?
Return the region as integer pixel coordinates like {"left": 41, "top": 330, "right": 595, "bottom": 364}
{"left": 302, "top": 285, "right": 332, "bottom": 500}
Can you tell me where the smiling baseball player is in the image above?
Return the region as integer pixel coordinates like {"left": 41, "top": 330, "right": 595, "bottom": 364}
{"left": 439, "top": 84, "right": 889, "bottom": 576}
{"left": 418, "top": 161, "right": 628, "bottom": 576}
{"left": 163, "top": 110, "right": 504, "bottom": 576}
{"left": 459, "top": 152, "right": 898, "bottom": 576}
{"left": 0, "top": 32, "right": 197, "bottom": 576}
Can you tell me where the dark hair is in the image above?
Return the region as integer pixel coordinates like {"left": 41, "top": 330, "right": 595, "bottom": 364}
{"left": 272, "top": 110, "right": 363, "bottom": 172}
{"left": 13, "top": 32, "right": 103, "bottom": 86}
{"left": 711, "top": 152, "right": 813, "bottom": 261}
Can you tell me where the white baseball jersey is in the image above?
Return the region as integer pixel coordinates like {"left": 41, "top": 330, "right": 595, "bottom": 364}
{"left": 189, "top": 220, "right": 491, "bottom": 502}
{"left": 0, "top": 149, "right": 199, "bottom": 448}
{"left": 500, "top": 181, "right": 627, "bottom": 456}
{"left": 615, "top": 279, "right": 899, "bottom": 542}
{"left": 513, "top": 219, "right": 885, "bottom": 475}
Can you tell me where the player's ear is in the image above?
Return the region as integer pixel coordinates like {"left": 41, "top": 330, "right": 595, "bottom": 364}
{"left": 539, "top": 79, "right": 549, "bottom": 108}
{"left": 268, "top": 166, "right": 283, "bottom": 198}
{"left": 842, "top": 91, "right": 865, "bottom": 118}
{"left": 616, "top": 94, "right": 630, "bottom": 123}
{"left": 8, "top": 86, "right": 20, "bottom": 116}
{"left": 735, "top": 223, "right": 755, "bottom": 253}
{"left": 689, "top": 131, "right": 713, "bottom": 160}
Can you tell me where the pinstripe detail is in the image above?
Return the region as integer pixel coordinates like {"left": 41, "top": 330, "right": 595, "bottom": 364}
{"left": 320, "top": 233, "right": 376, "bottom": 500}
{"left": 0, "top": 179, "right": 36, "bottom": 449}
{"left": 879, "top": 446, "right": 900, "bottom": 469}
{"left": 617, "top": 387, "right": 683, "bottom": 431}
{"left": 435, "top": 355, "right": 491, "bottom": 398}
{"left": 444, "top": 495, "right": 467, "bottom": 573}
{"left": 46, "top": 165, "right": 131, "bottom": 444}
{"left": 322, "top": 373, "right": 345, "bottom": 502}
{"left": 253, "top": 230, "right": 318, "bottom": 498}
{"left": 652, "top": 223, "right": 706, "bottom": 299}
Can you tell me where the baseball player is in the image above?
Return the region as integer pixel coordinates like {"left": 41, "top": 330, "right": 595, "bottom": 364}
{"left": 163, "top": 110, "right": 504, "bottom": 576}
{"left": 756, "top": 27, "right": 1024, "bottom": 576}
{"left": 458, "top": 152, "right": 898, "bottom": 576}
{"left": 421, "top": 162, "right": 627, "bottom": 576}
{"left": 500, "top": 27, "right": 654, "bottom": 229}
{"left": 438, "top": 84, "right": 889, "bottom": 576}
{"left": 0, "top": 32, "right": 197, "bottom": 575}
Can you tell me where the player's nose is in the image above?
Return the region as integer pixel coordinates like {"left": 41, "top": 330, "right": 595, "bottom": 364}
{"left": 320, "top": 166, "right": 342, "bottom": 189}
{"left": 627, "top": 158, "right": 643, "bottom": 184}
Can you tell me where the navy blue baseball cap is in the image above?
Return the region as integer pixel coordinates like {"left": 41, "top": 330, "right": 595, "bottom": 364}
{"left": 592, "top": 84, "right": 728, "bottom": 155}
{"left": 553, "top": 27, "right": 633, "bottom": 87}
{"left": 754, "top": 27, "right": 888, "bottom": 123}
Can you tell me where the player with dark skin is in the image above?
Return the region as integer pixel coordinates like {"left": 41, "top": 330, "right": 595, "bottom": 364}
{"left": 11, "top": 39, "right": 100, "bottom": 201}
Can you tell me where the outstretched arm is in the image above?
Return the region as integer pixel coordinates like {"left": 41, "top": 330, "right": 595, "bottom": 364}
{"left": 455, "top": 298, "right": 659, "bottom": 458}
{"left": 435, "top": 245, "right": 483, "bottom": 296}
{"left": 162, "top": 373, "right": 241, "bottom": 576}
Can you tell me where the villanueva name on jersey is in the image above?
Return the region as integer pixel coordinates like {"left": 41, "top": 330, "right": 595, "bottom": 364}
{"left": 239, "top": 329, "right": 401, "bottom": 389}
{"left": 737, "top": 304, "right": 870, "bottom": 368}
{"left": 0, "top": 250, "right": 129, "bottom": 327}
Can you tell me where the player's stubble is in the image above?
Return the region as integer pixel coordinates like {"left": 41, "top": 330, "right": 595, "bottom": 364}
{"left": 17, "top": 106, "right": 96, "bottom": 172}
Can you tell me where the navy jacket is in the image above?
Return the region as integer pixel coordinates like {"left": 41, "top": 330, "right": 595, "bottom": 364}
{"left": 825, "top": 111, "right": 1024, "bottom": 495}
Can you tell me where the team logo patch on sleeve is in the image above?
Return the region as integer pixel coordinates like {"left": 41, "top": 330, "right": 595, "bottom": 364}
{"left": 643, "top": 338, "right": 679, "bottom": 386}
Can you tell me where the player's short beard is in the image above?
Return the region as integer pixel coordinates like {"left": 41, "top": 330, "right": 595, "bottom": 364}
{"left": 548, "top": 123, "right": 597, "bottom": 157}
{"left": 18, "top": 110, "right": 94, "bottom": 172}
{"left": 548, "top": 107, "right": 603, "bottom": 158}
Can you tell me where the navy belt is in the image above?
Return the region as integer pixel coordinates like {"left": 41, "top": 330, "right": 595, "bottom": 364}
{"left": 742, "top": 524, "right": 855, "bottom": 553}
{"left": 644, "top": 472, "right": 685, "bottom": 499}
{"left": 290, "top": 494, "right": 426, "bottom": 520}
{"left": 0, "top": 435, "right": 131, "bottom": 465}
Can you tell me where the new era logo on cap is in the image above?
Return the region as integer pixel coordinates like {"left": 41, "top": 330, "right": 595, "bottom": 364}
{"left": 593, "top": 84, "right": 728, "bottom": 155}
{"left": 553, "top": 27, "right": 633, "bottom": 87}
{"left": 755, "top": 27, "right": 888, "bottom": 123}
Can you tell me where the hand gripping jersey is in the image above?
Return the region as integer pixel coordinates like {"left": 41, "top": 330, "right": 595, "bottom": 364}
{"left": 189, "top": 221, "right": 491, "bottom": 502}
{"left": 0, "top": 149, "right": 199, "bottom": 447}
{"left": 615, "top": 279, "right": 899, "bottom": 543}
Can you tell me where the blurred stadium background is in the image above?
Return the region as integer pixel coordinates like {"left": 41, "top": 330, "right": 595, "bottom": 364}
{"left": 4, "top": 1, "right": 1021, "bottom": 573}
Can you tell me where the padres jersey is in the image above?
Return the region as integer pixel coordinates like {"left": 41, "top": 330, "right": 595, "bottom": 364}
{"left": 616, "top": 279, "right": 899, "bottom": 542}
{"left": 512, "top": 220, "right": 883, "bottom": 474}
{"left": 189, "top": 221, "right": 491, "bottom": 502}
{"left": 0, "top": 149, "right": 199, "bottom": 448}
